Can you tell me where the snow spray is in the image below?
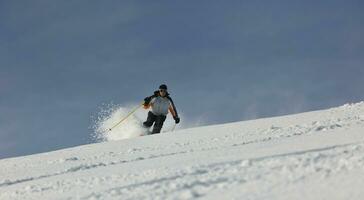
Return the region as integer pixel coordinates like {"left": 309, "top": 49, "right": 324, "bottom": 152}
{"left": 91, "top": 102, "right": 179, "bottom": 142}
{"left": 91, "top": 103, "right": 148, "bottom": 142}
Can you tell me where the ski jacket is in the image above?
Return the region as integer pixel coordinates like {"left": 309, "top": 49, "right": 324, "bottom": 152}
{"left": 144, "top": 91, "right": 178, "bottom": 117}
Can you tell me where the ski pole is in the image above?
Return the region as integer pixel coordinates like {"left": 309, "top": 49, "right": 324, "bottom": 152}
{"left": 171, "top": 123, "right": 177, "bottom": 132}
{"left": 108, "top": 103, "right": 143, "bottom": 131}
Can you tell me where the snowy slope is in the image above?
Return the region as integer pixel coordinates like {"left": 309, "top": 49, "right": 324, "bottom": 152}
{"left": 1, "top": 102, "right": 364, "bottom": 200}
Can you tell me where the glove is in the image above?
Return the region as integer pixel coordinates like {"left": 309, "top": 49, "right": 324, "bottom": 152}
{"left": 144, "top": 91, "right": 160, "bottom": 105}
{"left": 174, "top": 116, "right": 180, "bottom": 124}
{"left": 144, "top": 96, "right": 152, "bottom": 105}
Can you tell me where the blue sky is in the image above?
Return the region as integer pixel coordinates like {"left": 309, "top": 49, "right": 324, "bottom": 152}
{"left": 1, "top": 0, "right": 363, "bottom": 159}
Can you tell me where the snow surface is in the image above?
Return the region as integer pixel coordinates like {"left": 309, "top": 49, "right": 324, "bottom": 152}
{"left": 1, "top": 102, "right": 364, "bottom": 200}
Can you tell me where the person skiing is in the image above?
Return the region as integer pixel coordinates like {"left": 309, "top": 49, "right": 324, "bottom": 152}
{"left": 143, "top": 84, "right": 180, "bottom": 134}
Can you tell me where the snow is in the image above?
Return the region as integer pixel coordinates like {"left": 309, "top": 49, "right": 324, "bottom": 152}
{"left": 92, "top": 103, "right": 181, "bottom": 141}
{"left": 1, "top": 102, "right": 364, "bottom": 199}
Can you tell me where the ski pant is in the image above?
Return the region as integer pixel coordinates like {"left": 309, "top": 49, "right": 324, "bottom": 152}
{"left": 143, "top": 111, "right": 166, "bottom": 134}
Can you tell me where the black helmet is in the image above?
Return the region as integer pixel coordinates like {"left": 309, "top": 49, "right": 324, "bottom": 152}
{"left": 159, "top": 84, "right": 167, "bottom": 90}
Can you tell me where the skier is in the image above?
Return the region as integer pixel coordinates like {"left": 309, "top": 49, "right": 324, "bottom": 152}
{"left": 143, "top": 84, "right": 180, "bottom": 134}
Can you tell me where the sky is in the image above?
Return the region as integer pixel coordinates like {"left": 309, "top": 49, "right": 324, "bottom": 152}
{"left": 0, "top": 0, "right": 363, "bottom": 159}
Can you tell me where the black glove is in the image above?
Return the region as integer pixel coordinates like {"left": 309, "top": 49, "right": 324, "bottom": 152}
{"left": 174, "top": 116, "right": 180, "bottom": 124}
{"left": 144, "top": 96, "right": 152, "bottom": 104}
{"left": 144, "top": 92, "right": 159, "bottom": 105}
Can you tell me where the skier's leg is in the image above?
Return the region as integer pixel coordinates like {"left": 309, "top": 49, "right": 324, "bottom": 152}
{"left": 152, "top": 115, "right": 166, "bottom": 134}
{"left": 143, "top": 111, "right": 156, "bottom": 128}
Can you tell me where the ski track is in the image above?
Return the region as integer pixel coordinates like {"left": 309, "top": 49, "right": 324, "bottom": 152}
{"left": 81, "top": 142, "right": 364, "bottom": 200}
{"left": 0, "top": 102, "right": 364, "bottom": 199}
{"left": 2, "top": 141, "right": 363, "bottom": 200}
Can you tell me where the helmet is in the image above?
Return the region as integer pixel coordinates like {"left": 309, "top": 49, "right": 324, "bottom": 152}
{"left": 159, "top": 84, "right": 168, "bottom": 90}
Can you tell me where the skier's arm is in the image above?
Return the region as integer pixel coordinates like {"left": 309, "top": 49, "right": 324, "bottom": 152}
{"left": 168, "top": 105, "right": 177, "bottom": 117}
{"left": 143, "top": 97, "right": 151, "bottom": 109}
{"left": 143, "top": 91, "right": 159, "bottom": 109}
{"left": 169, "top": 105, "right": 180, "bottom": 124}
{"left": 167, "top": 96, "right": 178, "bottom": 117}
{"left": 167, "top": 97, "right": 180, "bottom": 124}
{"left": 143, "top": 98, "right": 155, "bottom": 109}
